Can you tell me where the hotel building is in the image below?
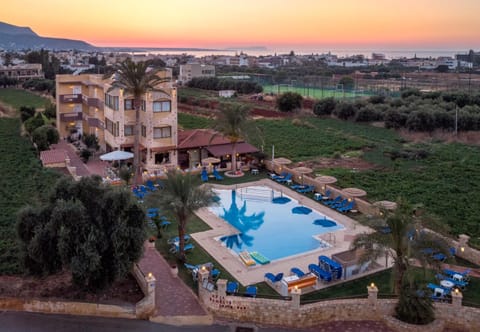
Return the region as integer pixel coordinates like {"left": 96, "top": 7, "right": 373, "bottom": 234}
{"left": 56, "top": 69, "right": 178, "bottom": 173}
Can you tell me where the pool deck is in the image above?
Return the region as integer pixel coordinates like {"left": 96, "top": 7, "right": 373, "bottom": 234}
{"left": 193, "top": 179, "right": 376, "bottom": 287}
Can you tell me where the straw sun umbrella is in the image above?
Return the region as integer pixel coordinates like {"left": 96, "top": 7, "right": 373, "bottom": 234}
{"left": 293, "top": 166, "right": 313, "bottom": 185}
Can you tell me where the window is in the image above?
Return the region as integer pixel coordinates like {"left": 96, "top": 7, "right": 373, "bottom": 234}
{"left": 124, "top": 125, "right": 134, "bottom": 136}
{"left": 105, "top": 93, "right": 119, "bottom": 111}
{"left": 141, "top": 100, "right": 146, "bottom": 111}
{"left": 155, "top": 153, "right": 170, "bottom": 164}
{"left": 124, "top": 99, "right": 134, "bottom": 110}
{"left": 141, "top": 124, "right": 146, "bottom": 137}
{"left": 153, "top": 100, "right": 171, "bottom": 112}
{"left": 105, "top": 118, "right": 119, "bottom": 137}
{"left": 153, "top": 126, "right": 171, "bottom": 139}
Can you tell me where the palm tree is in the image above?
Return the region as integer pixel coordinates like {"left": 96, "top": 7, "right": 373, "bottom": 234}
{"left": 108, "top": 59, "right": 168, "bottom": 185}
{"left": 153, "top": 170, "right": 216, "bottom": 261}
{"left": 352, "top": 198, "right": 451, "bottom": 295}
{"left": 212, "top": 104, "right": 255, "bottom": 174}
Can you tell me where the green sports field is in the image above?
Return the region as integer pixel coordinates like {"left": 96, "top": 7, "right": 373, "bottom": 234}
{"left": 262, "top": 84, "right": 371, "bottom": 99}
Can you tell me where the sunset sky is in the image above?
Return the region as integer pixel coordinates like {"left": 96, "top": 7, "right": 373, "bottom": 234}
{"left": 2, "top": 0, "right": 480, "bottom": 50}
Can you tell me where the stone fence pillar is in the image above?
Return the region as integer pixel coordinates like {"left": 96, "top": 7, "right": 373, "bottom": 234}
{"left": 217, "top": 279, "right": 227, "bottom": 297}
{"left": 146, "top": 272, "right": 156, "bottom": 300}
{"left": 198, "top": 267, "right": 210, "bottom": 300}
{"left": 290, "top": 287, "right": 301, "bottom": 310}
{"left": 367, "top": 283, "right": 378, "bottom": 306}
{"left": 451, "top": 289, "right": 463, "bottom": 308}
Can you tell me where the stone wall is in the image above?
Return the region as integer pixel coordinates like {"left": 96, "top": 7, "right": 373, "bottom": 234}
{"left": 198, "top": 275, "right": 480, "bottom": 331}
{"left": 0, "top": 297, "right": 136, "bottom": 319}
{"left": 0, "top": 265, "right": 156, "bottom": 320}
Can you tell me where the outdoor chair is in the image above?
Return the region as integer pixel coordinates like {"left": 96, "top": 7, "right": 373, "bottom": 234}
{"left": 245, "top": 285, "right": 257, "bottom": 298}
{"left": 169, "top": 242, "right": 195, "bottom": 254}
{"left": 201, "top": 169, "right": 208, "bottom": 182}
{"left": 213, "top": 168, "right": 224, "bottom": 180}
{"left": 226, "top": 281, "right": 239, "bottom": 295}
{"left": 168, "top": 234, "right": 191, "bottom": 244}
{"left": 145, "top": 180, "right": 157, "bottom": 191}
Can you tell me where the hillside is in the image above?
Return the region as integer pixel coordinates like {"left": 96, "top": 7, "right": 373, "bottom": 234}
{"left": 0, "top": 21, "right": 94, "bottom": 50}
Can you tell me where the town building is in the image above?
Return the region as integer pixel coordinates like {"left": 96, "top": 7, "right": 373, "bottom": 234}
{"left": 178, "top": 63, "right": 215, "bottom": 84}
{"left": 0, "top": 63, "right": 44, "bottom": 81}
{"left": 56, "top": 69, "right": 178, "bottom": 173}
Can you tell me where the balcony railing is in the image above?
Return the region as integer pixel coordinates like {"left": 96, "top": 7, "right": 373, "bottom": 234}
{"left": 87, "top": 117, "right": 104, "bottom": 129}
{"left": 82, "top": 95, "right": 104, "bottom": 109}
{"left": 60, "top": 112, "right": 82, "bottom": 121}
{"left": 60, "top": 94, "right": 82, "bottom": 104}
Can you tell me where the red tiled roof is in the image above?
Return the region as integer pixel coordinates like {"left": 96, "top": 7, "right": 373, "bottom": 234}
{"left": 40, "top": 149, "right": 68, "bottom": 165}
{"left": 206, "top": 143, "right": 259, "bottom": 157}
{"left": 177, "top": 129, "right": 233, "bottom": 149}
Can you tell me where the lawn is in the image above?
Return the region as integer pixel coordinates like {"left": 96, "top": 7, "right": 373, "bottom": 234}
{"left": 0, "top": 118, "right": 59, "bottom": 274}
{"left": 0, "top": 88, "right": 50, "bottom": 110}
{"left": 262, "top": 84, "right": 371, "bottom": 99}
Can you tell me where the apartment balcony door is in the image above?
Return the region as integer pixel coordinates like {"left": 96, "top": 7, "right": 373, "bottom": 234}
{"left": 73, "top": 86, "right": 82, "bottom": 95}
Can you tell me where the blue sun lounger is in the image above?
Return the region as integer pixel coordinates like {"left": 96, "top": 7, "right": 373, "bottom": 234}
{"left": 296, "top": 185, "right": 315, "bottom": 193}
{"left": 168, "top": 234, "right": 191, "bottom": 244}
{"left": 291, "top": 267, "right": 306, "bottom": 277}
{"left": 308, "top": 264, "right": 332, "bottom": 282}
{"left": 337, "top": 201, "right": 355, "bottom": 213}
{"left": 169, "top": 242, "right": 195, "bottom": 254}
{"left": 264, "top": 272, "right": 284, "bottom": 283}
{"left": 276, "top": 173, "right": 292, "bottom": 183}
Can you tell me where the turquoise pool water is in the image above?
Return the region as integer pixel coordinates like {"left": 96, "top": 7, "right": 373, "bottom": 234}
{"left": 209, "top": 186, "right": 344, "bottom": 261}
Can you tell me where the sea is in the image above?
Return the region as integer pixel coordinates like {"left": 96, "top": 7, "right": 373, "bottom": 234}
{"left": 125, "top": 47, "right": 472, "bottom": 59}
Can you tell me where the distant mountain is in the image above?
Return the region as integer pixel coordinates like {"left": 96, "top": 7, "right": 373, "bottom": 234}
{"left": 0, "top": 21, "right": 94, "bottom": 51}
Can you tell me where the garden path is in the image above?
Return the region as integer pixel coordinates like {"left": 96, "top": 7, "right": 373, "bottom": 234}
{"left": 137, "top": 243, "right": 210, "bottom": 322}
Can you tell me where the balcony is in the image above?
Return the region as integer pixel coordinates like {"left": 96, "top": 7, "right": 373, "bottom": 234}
{"left": 60, "top": 94, "right": 82, "bottom": 104}
{"left": 60, "top": 112, "right": 82, "bottom": 122}
{"left": 82, "top": 95, "right": 104, "bottom": 110}
{"left": 87, "top": 117, "right": 104, "bottom": 129}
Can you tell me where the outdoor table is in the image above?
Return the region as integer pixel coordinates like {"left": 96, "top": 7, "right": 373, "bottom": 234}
{"left": 314, "top": 193, "right": 322, "bottom": 200}
{"left": 251, "top": 168, "right": 259, "bottom": 175}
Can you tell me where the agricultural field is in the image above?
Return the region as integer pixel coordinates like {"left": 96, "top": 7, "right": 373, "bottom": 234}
{"left": 0, "top": 118, "right": 59, "bottom": 273}
{"left": 178, "top": 112, "right": 480, "bottom": 239}
{"left": 262, "top": 84, "right": 371, "bottom": 99}
{"left": 0, "top": 88, "right": 49, "bottom": 110}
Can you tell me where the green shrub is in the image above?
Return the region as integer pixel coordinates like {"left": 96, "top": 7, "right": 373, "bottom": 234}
{"left": 334, "top": 102, "right": 356, "bottom": 120}
{"left": 80, "top": 149, "right": 92, "bottom": 162}
{"left": 31, "top": 125, "right": 58, "bottom": 151}
{"left": 313, "top": 97, "right": 336, "bottom": 116}
{"left": 24, "top": 113, "right": 45, "bottom": 134}
{"left": 83, "top": 134, "right": 99, "bottom": 151}
{"left": 19, "top": 106, "right": 36, "bottom": 122}
{"left": 276, "top": 92, "right": 303, "bottom": 112}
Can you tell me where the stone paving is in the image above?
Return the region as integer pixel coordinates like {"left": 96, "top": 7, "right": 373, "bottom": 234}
{"left": 137, "top": 243, "right": 209, "bottom": 319}
{"left": 50, "top": 140, "right": 91, "bottom": 177}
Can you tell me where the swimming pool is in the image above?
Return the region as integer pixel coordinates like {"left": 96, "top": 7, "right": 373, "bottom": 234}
{"left": 209, "top": 186, "right": 344, "bottom": 261}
